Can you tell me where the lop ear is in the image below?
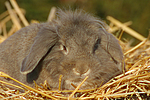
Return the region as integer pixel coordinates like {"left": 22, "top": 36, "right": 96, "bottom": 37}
{"left": 107, "top": 33, "right": 123, "bottom": 61}
{"left": 100, "top": 30, "right": 123, "bottom": 68}
{"left": 106, "top": 33, "right": 124, "bottom": 71}
{"left": 21, "top": 27, "right": 58, "bottom": 74}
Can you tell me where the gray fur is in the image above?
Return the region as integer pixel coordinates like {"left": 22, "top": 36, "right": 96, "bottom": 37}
{"left": 0, "top": 10, "right": 124, "bottom": 90}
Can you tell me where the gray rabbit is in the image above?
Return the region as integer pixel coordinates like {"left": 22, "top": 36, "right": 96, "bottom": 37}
{"left": 0, "top": 10, "right": 124, "bottom": 90}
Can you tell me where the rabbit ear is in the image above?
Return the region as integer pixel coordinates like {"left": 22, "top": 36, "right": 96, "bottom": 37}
{"left": 21, "top": 27, "right": 58, "bottom": 74}
{"left": 107, "top": 33, "right": 123, "bottom": 62}
{"left": 106, "top": 33, "right": 124, "bottom": 71}
{"left": 101, "top": 31, "right": 123, "bottom": 64}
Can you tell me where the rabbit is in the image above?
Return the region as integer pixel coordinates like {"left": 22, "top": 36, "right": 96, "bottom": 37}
{"left": 0, "top": 9, "right": 124, "bottom": 90}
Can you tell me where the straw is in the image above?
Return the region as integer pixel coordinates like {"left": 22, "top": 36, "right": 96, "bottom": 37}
{"left": 10, "top": 0, "right": 29, "bottom": 26}
{"left": 47, "top": 7, "right": 56, "bottom": 22}
{"left": 107, "top": 16, "right": 146, "bottom": 41}
{"left": 0, "top": 0, "right": 150, "bottom": 99}
{"left": 5, "top": 1, "right": 21, "bottom": 30}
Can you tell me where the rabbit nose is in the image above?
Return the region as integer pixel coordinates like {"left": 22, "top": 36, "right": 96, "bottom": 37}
{"left": 73, "top": 64, "right": 90, "bottom": 76}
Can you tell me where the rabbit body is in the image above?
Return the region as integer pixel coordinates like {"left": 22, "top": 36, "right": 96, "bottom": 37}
{"left": 0, "top": 10, "right": 124, "bottom": 90}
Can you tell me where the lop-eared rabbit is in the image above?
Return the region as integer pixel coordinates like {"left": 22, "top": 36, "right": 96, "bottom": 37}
{"left": 0, "top": 10, "right": 124, "bottom": 90}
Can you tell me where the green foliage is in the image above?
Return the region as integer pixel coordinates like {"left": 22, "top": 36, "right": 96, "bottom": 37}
{"left": 0, "top": 0, "right": 149, "bottom": 42}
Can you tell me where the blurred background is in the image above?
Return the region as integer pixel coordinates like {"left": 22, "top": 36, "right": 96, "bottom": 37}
{"left": 0, "top": 0, "right": 150, "bottom": 45}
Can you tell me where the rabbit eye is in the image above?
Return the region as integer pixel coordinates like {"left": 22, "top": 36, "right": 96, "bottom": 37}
{"left": 60, "top": 44, "right": 68, "bottom": 55}
{"left": 93, "top": 38, "right": 101, "bottom": 53}
{"left": 63, "top": 45, "right": 67, "bottom": 51}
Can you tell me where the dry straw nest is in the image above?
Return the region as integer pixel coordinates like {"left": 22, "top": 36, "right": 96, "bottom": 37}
{"left": 0, "top": 0, "right": 150, "bottom": 99}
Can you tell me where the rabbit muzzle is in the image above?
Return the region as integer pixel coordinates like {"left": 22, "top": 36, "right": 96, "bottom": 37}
{"left": 73, "top": 61, "right": 90, "bottom": 76}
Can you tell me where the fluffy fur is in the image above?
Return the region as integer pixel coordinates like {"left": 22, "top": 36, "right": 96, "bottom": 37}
{"left": 0, "top": 10, "right": 124, "bottom": 90}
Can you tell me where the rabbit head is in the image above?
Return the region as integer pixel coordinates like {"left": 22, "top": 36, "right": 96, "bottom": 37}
{"left": 20, "top": 10, "right": 124, "bottom": 90}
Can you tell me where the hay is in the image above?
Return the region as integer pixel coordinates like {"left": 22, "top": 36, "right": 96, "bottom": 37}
{"left": 0, "top": 0, "right": 150, "bottom": 99}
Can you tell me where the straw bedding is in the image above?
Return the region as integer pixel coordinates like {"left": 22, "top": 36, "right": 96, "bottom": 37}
{"left": 0, "top": 0, "right": 150, "bottom": 99}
